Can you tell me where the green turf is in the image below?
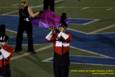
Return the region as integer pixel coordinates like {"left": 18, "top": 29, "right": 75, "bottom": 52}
{"left": 70, "top": 64, "right": 115, "bottom": 77}
{"left": 99, "top": 26, "right": 115, "bottom": 33}
{"left": 6, "top": 31, "right": 16, "bottom": 37}
{"left": 11, "top": 47, "right": 115, "bottom": 77}
{"left": 1, "top": 0, "right": 115, "bottom": 77}
{"left": 55, "top": 0, "right": 115, "bottom": 32}
{"left": 1, "top": 0, "right": 115, "bottom": 32}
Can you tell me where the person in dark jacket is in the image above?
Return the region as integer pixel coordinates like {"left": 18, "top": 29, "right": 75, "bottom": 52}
{"left": 43, "top": 0, "right": 55, "bottom": 11}
{"left": 15, "top": 0, "right": 39, "bottom": 54}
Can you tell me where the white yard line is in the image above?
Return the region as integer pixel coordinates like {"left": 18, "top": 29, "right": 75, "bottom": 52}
{"left": 11, "top": 43, "right": 45, "bottom": 47}
{"left": 42, "top": 54, "right": 113, "bottom": 63}
{"left": 42, "top": 57, "right": 53, "bottom": 62}
{"left": 68, "top": 28, "right": 88, "bottom": 34}
{"left": 21, "top": 43, "right": 50, "bottom": 46}
{"left": 92, "top": 32, "right": 115, "bottom": 35}
{"left": 68, "top": 24, "right": 114, "bottom": 34}
{"left": 71, "top": 62, "right": 115, "bottom": 67}
{"left": 82, "top": 19, "right": 100, "bottom": 25}
{"left": 6, "top": 29, "right": 17, "bottom": 34}
{"left": 91, "top": 7, "right": 115, "bottom": 8}
{"left": 68, "top": 23, "right": 115, "bottom": 35}
{"left": 81, "top": 7, "right": 90, "bottom": 10}
{"left": 42, "top": 57, "right": 115, "bottom": 67}
{"left": 88, "top": 24, "right": 115, "bottom": 34}
{"left": 2, "top": 10, "right": 18, "bottom": 15}
{"left": 71, "top": 46, "right": 113, "bottom": 59}
{"left": 106, "top": 8, "right": 113, "bottom": 11}
{"left": 1, "top": 0, "right": 64, "bottom": 15}
{"left": 53, "top": 6, "right": 115, "bottom": 9}
{"left": 71, "top": 55, "right": 112, "bottom": 59}
{"left": 6, "top": 29, "right": 27, "bottom": 36}
{"left": 11, "top": 45, "right": 51, "bottom": 60}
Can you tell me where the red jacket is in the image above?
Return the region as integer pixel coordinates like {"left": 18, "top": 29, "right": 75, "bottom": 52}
{"left": 0, "top": 44, "right": 14, "bottom": 68}
{"left": 46, "top": 31, "right": 71, "bottom": 55}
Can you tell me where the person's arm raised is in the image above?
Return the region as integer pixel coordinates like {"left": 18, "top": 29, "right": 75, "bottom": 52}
{"left": 28, "top": 6, "right": 39, "bottom": 18}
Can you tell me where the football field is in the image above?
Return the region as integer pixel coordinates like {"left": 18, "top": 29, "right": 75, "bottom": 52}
{"left": 0, "top": 0, "right": 115, "bottom": 77}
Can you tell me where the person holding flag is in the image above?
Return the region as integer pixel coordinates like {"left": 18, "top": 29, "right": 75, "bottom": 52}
{"left": 15, "top": 0, "right": 39, "bottom": 54}
{"left": 32, "top": 0, "right": 61, "bottom": 28}
{"left": 0, "top": 24, "right": 14, "bottom": 77}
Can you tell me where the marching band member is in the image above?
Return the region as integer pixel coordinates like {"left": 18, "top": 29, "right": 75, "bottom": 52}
{"left": 46, "top": 23, "right": 71, "bottom": 77}
{"left": 0, "top": 24, "right": 14, "bottom": 77}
